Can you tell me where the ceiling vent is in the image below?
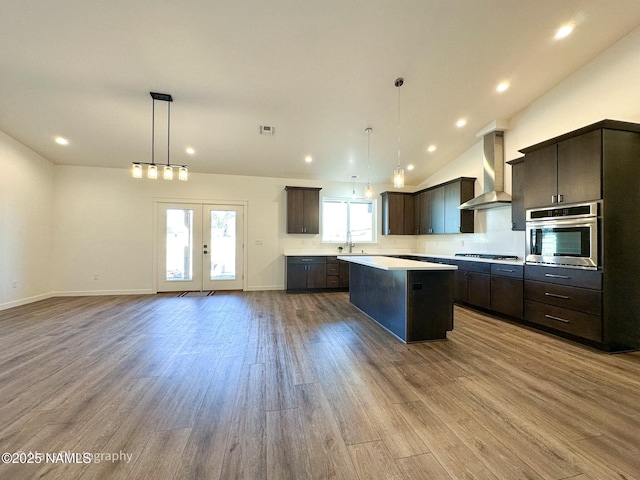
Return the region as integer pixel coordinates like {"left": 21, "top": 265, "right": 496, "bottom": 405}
{"left": 259, "top": 125, "right": 275, "bottom": 135}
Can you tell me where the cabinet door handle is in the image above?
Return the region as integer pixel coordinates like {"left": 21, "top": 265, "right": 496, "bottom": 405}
{"left": 301, "top": 259, "right": 313, "bottom": 262}
{"left": 545, "top": 273, "right": 570, "bottom": 279}
{"left": 497, "top": 268, "right": 515, "bottom": 273}
{"left": 551, "top": 195, "right": 557, "bottom": 204}
{"left": 545, "top": 292, "right": 570, "bottom": 299}
{"left": 545, "top": 314, "right": 570, "bottom": 324}
{"left": 558, "top": 194, "right": 564, "bottom": 203}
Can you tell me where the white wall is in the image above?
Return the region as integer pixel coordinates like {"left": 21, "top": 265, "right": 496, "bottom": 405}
{"left": 51, "top": 166, "right": 416, "bottom": 295}
{"left": 0, "top": 131, "right": 55, "bottom": 309}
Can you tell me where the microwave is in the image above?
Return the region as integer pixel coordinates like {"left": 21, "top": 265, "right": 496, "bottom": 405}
{"left": 525, "top": 201, "right": 601, "bottom": 269}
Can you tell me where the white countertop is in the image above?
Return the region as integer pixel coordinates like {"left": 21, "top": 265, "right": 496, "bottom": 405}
{"left": 284, "top": 251, "right": 523, "bottom": 266}
{"left": 337, "top": 255, "right": 458, "bottom": 271}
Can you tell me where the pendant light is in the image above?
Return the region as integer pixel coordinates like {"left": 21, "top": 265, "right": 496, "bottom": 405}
{"left": 351, "top": 175, "right": 357, "bottom": 199}
{"left": 132, "top": 92, "right": 188, "bottom": 181}
{"left": 364, "top": 127, "right": 373, "bottom": 199}
{"left": 393, "top": 77, "right": 405, "bottom": 188}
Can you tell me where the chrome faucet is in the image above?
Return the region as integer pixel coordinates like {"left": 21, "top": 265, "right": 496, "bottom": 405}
{"left": 346, "top": 231, "right": 355, "bottom": 253}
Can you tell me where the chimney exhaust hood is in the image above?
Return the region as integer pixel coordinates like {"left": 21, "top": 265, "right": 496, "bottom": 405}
{"left": 459, "top": 126, "right": 511, "bottom": 210}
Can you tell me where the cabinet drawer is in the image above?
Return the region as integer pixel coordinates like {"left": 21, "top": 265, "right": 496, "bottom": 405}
{"left": 525, "top": 280, "right": 601, "bottom": 316}
{"left": 425, "top": 257, "right": 450, "bottom": 265}
{"left": 327, "top": 264, "right": 340, "bottom": 275}
{"left": 287, "top": 256, "right": 326, "bottom": 265}
{"left": 454, "top": 260, "right": 491, "bottom": 274}
{"left": 326, "top": 256, "right": 339, "bottom": 263}
{"left": 525, "top": 301, "right": 602, "bottom": 342}
{"left": 524, "top": 265, "right": 602, "bottom": 290}
{"left": 490, "top": 263, "right": 524, "bottom": 279}
{"left": 326, "top": 276, "right": 340, "bottom": 288}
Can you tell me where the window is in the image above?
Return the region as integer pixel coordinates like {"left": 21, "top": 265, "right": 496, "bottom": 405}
{"left": 321, "top": 197, "right": 377, "bottom": 243}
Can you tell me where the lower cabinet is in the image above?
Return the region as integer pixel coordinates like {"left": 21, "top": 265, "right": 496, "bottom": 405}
{"left": 286, "top": 256, "right": 349, "bottom": 292}
{"left": 452, "top": 261, "right": 491, "bottom": 310}
{"left": 452, "top": 260, "right": 523, "bottom": 318}
{"left": 524, "top": 265, "right": 603, "bottom": 343}
{"left": 490, "top": 264, "right": 524, "bottom": 319}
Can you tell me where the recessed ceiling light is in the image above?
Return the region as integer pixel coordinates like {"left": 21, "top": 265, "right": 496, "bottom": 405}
{"left": 456, "top": 119, "right": 467, "bottom": 128}
{"left": 496, "top": 82, "right": 510, "bottom": 93}
{"left": 407, "top": 164, "right": 415, "bottom": 171}
{"left": 55, "top": 136, "right": 69, "bottom": 145}
{"left": 304, "top": 155, "right": 313, "bottom": 163}
{"left": 555, "top": 24, "right": 574, "bottom": 40}
{"left": 185, "top": 147, "right": 195, "bottom": 155}
{"left": 427, "top": 145, "right": 437, "bottom": 153}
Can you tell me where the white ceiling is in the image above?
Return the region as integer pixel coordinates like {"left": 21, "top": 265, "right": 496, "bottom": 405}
{"left": 2, "top": 1, "right": 640, "bottom": 186}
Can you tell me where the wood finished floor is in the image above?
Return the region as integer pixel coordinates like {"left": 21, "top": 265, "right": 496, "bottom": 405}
{"left": 1, "top": 292, "right": 640, "bottom": 480}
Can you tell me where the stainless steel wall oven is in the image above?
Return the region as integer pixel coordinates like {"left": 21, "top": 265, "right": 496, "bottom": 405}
{"left": 526, "top": 201, "right": 600, "bottom": 269}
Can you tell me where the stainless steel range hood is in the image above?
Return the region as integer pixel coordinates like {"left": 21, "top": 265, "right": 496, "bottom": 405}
{"left": 459, "top": 129, "right": 512, "bottom": 210}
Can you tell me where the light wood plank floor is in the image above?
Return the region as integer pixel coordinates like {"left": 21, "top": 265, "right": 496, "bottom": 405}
{"left": 1, "top": 291, "right": 640, "bottom": 479}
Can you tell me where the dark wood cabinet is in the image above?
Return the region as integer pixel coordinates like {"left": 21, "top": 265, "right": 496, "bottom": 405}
{"left": 452, "top": 261, "right": 490, "bottom": 309}
{"left": 414, "top": 191, "right": 430, "bottom": 234}
{"left": 286, "top": 256, "right": 326, "bottom": 290}
{"left": 524, "top": 265, "right": 603, "bottom": 343}
{"left": 383, "top": 177, "right": 475, "bottom": 236}
{"left": 285, "top": 186, "right": 321, "bottom": 234}
{"left": 490, "top": 264, "right": 524, "bottom": 319}
{"left": 286, "top": 256, "right": 349, "bottom": 292}
{"left": 381, "top": 192, "right": 414, "bottom": 235}
{"left": 523, "top": 130, "right": 601, "bottom": 209}
{"left": 556, "top": 130, "right": 602, "bottom": 205}
{"left": 444, "top": 179, "right": 475, "bottom": 233}
{"left": 429, "top": 187, "right": 445, "bottom": 234}
{"left": 507, "top": 157, "right": 525, "bottom": 231}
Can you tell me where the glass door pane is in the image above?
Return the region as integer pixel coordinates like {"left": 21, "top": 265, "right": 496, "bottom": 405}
{"left": 157, "top": 203, "right": 203, "bottom": 292}
{"left": 203, "top": 205, "right": 244, "bottom": 290}
{"left": 166, "top": 209, "right": 194, "bottom": 281}
{"left": 209, "top": 210, "right": 236, "bottom": 280}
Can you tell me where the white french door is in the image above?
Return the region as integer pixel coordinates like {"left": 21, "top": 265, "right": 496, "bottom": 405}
{"left": 157, "top": 203, "right": 244, "bottom": 292}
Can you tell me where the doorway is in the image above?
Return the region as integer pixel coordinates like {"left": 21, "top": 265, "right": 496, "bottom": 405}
{"left": 157, "top": 202, "right": 245, "bottom": 292}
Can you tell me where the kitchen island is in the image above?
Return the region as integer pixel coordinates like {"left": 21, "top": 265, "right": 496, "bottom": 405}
{"left": 338, "top": 255, "right": 458, "bottom": 343}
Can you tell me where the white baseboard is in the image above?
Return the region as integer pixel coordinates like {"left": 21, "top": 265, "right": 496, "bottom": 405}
{"left": 244, "top": 285, "right": 285, "bottom": 292}
{"left": 0, "top": 292, "right": 55, "bottom": 311}
{"left": 53, "top": 289, "right": 156, "bottom": 297}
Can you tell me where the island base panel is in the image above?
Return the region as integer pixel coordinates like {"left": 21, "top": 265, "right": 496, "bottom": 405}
{"left": 349, "top": 263, "right": 453, "bottom": 342}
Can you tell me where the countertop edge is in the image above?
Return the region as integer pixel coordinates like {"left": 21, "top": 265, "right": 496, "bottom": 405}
{"left": 337, "top": 255, "right": 458, "bottom": 271}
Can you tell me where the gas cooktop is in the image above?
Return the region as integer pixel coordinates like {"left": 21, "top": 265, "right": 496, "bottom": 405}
{"left": 455, "top": 253, "right": 519, "bottom": 260}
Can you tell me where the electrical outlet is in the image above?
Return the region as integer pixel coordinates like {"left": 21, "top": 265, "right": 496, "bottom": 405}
{"left": 93, "top": 273, "right": 99, "bottom": 281}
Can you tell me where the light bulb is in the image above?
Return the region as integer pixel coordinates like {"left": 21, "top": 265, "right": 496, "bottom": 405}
{"left": 163, "top": 166, "right": 173, "bottom": 180}
{"left": 132, "top": 163, "right": 142, "bottom": 178}
{"left": 178, "top": 166, "right": 188, "bottom": 181}
{"left": 148, "top": 164, "right": 158, "bottom": 179}
{"left": 365, "top": 183, "right": 373, "bottom": 199}
{"left": 393, "top": 167, "right": 404, "bottom": 188}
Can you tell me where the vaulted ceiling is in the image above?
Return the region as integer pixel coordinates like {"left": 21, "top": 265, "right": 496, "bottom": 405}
{"left": 2, "top": 1, "right": 640, "bottom": 185}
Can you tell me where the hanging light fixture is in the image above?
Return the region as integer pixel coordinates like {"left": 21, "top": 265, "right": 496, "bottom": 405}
{"left": 364, "top": 127, "right": 373, "bottom": 199}
{"left": 132, "top": 92, "right": 188, "bottom": 181}
{"left": 351, "top": 175, "right": 357, "bottom": 199}
{"left": 393, "top": 77, "right": 405, "bottom": 188}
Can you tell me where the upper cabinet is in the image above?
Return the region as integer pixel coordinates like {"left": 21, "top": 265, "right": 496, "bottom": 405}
{"left": 507, "top": 157, "right": 525, "bottom": 231}
{"left": 381, "top": 177, "right": 475, "bottom": 236}
{"left": 285, "top": 186, "right": 322, "bottom": 234}
{"left": 523, "top": 130, "right": 602, "bottom": 209}
{"left": 443, "top": 179, "right": 475, "bottom": 234}
{"left": 381, "top": 192, "right": 414, "bottom": 235}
